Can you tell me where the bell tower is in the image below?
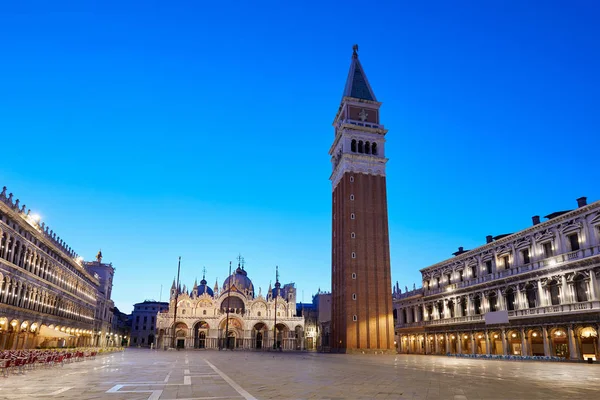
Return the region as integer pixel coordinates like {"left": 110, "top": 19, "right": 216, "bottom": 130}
{"left": 330, "top": 45, "right": 394, "bottom": 353}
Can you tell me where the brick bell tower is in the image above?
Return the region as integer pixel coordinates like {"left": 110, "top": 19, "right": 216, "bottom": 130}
{"left": 330, "top": 45, "right": 394, "bottom": 353}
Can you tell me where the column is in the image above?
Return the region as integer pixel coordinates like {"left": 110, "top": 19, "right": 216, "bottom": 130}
{"left": 561, "top": 275, "right": 569, "bottom": 303}
{"left": 589, "top": 269, "right": 598, "bottom": 301}
{"left": 597, "top": 324, "right": 600, "bottom": 360}
{"left": 485, "top": 330, "right": 491, "bottom": 355}
{"left": 542, "top": 326, "right": 551, "bottom": 356}
{"left": 537, "top": 280, "right": 545, "bottom": 307}
{"left": 520, "top": 328, "right": 528, "bottom": 356}
{"left": 471, "top": 333, "right": 476, "bottom": 355}
{"left": 414, "top": 305, "right": 420, "bottom": 322}
{"left": 434, "top": 335, "right": 439, "bottom": 354}
{"left": 567, "top": 325, "right": 579, "bottom": 360}
{"left": 501, "top": 329, "right": 508, "bottom": 355}
{"left": 445, "top": 333, "right": 451, "bottom": 354}
{"left": 457, "top": 333, "right": 462, "bottom": 354}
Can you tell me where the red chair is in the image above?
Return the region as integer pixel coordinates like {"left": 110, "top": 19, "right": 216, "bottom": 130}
{"left": 0, "top": 359, "right": 12, "bottom": 377}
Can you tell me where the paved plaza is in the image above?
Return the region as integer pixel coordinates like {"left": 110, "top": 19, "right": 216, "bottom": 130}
{"left": 1, "top": 349, "right": 599, "bottom": 400}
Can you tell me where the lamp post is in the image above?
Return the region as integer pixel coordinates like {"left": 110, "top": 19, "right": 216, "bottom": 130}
{"left": 224, "top": 261, "right": 232, "bottom": 350}
{"left": 171, "top": 256, "right": 181, "bottom": 349}
{"left": 273, "top": 265, "right": 279, "bottom": 350}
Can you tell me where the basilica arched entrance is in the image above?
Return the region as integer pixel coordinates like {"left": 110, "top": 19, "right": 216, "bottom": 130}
{"left": 194, "top": 321, "right": 209, "bottom": 349}
{"left": 219, "top": 317, "right": 243, "bottom": 349}
{"left": 274, "top": 323, "right": 288, "bottom": 350}
{"left": 253, "top": 323, "right": 268, "bottom": 349}
{"left": 174, "top": 322, "right": 188, "bottom": 349}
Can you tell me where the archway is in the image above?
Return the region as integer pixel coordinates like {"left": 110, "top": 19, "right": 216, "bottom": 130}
{"left": 174, "top": 322, "right": 188, "bottom": 349}
{"left": 490, "top": 331, "right": 503, "bottom": 355}
{"left": 194, "top": 321, "right": 209, "bottom": 349}
{"left": 551, "top": 328, "right": 569, "bottom": 358}
{"left": 579, "top": 327, "right": 598, "bottom": 361}
{"left": 274, "top": 323, "right": 289, "bottom": 350}
{"left": 295, "top": 325, "right": 303, "bottom": 350}
{"left": 253, "top": 322, "right": 267, "bottom": 349}
{"left": 507, "top": 330, "right": 522, "bottom": 355}
{"left": 219, "top": 317, "right": 243, "bottom": 349}
{"left": 475, "top": 332, "right": 486, "bottom": 354}
{"left": 529, "top": 329, "right": 544, "bottom": 356}
{"left": 461, "top": 333, "right": 471, "bottom": 354}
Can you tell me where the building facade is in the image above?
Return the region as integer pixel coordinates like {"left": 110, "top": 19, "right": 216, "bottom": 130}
{"left": 394, "top": 197, "right": 600, "bottom": 361}
{"left": 156, "top": 265, "right": 304, "bottom": 350}
{"left": 130, "top": 300, "right": 168, "bottom": 347}
{"left": 0, "top": 186, "right": 98, "bottom": 349}
{"left": 84, "top": 253, "right": 116, "bottom": 347}
{"left": 297, "top": 291, "right": 332, "bottom": 351}
{"left": 330, "top": 45, "right": 394, "bottom": 353}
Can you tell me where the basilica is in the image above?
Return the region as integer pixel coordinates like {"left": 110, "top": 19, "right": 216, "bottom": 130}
{"left": 156, "top": 264, "right": 305, "bottom": 350}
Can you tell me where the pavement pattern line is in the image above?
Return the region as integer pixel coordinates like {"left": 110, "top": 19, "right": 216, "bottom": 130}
{"left": 204, "top": 360, "right": 257, "bottom": 400}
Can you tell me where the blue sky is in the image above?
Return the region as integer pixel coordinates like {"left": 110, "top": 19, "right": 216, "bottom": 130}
{"left": 1, "top": 1, "right": 599, "bottom": 313}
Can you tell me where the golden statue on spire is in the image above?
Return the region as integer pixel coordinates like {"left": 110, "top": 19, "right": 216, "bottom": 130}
{"left": 96, "top": 249, "right": 103, "bottom": 263}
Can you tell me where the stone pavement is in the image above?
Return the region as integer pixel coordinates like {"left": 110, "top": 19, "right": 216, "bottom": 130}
{"left": 0, "top": 349, "right": 599, "bottom": 399}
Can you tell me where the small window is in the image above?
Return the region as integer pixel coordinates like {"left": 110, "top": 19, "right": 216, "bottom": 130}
{"left": 471, "top": 266, "right": 477, "bottom": 278}
{"left": 543, "top": 242, "right": 553, "bottom": 258}
{"left": 350, "top": 194, "right": 354, "bottom": 201}
{"left": 350, "top": 213, "right": 355, "bottom": 220}
{"left": 203, "top": 310, "right": 206, "bottom": 315}
{"left": 352, "top": 273, "right": 356, "bottom": 279}
{"left": 352, "top": 252, "right": 356, "bottom": 259}
{"left": 486, "top": 260, "right": 493, "bottom": 274}
{"left": 351, "top": 232, "right": 356, "bottom": 239}
{"left": 502, "top": 255, "right": 510, "bottom": 269}
{"left": 352, "top": 293, "right": 356, "bottom": 300}
{"left": 257, "top": 311, "right": 261, "bottom": 316}
{"left": 277, "top": 312, "right": 280, "bottom": 316}
{"left": 353, "top": 315, "right": 357, "bottom": 322}
{"left": 459, "top": 270, "right": 464, "bottom": 282}
{"left": 182, "top": 310, "right": 186, "bottom": 315}
{"left": 568, "top": 233, "right": 580, "bottom": 251}
{"left": 522, "top": 249, "right": 530, "bottom": 264}
{"left": 350, "top": 176, "right": 354, "bottom": 183}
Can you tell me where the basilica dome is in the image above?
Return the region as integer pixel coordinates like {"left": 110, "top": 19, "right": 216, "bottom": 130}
{"left": 197, "top": 278, "right": 214, "bottom": 297}
{"left": 223, "top": 266, "right": 254, "bottom": 297}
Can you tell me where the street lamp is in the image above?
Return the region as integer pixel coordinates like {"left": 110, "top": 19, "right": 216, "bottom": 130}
{"left": 171, "top": 257, "right": 181, "bottom": 349}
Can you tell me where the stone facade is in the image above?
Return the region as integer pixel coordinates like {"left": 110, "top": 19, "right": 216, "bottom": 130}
{"left": 156, "top": 265, "right": 304, "bottom": 350}
{"left": 330, "top": 46, "right": 394, "bottom": 353}
{"left": 394, "top": 197, "right": 600, "bottom": 361}
{"left": 130, "top": 300, "right": 168, "bottom": 347}
{"left": 0, "top": 186, "right": 99, "bottom": 349}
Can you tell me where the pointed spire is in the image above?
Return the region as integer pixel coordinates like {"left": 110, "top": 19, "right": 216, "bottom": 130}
{"left": 342, "top": 44, "right": 377, "bottom": 101}
{"left": 171, "top": 277, "right": 176, "bottom": 289}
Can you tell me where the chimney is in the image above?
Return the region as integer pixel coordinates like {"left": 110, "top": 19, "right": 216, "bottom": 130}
{"left": 458, "top": 246, "right": 463, "bottom": 252}
{"left": 486, "top": 235, "right": 493, "bottom": 244}
{"left": 577, "top": 197, "right": 587, "bottom": 208}
{"left": 532, "top": 215, "right": 540, "bottom": 225}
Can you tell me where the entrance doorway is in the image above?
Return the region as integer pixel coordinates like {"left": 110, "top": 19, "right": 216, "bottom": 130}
{"left": 177, "top": 339, "right": 185, "bottom": 349}
{"left": 256, "top": 332, "right": 263, "bottom": 349}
